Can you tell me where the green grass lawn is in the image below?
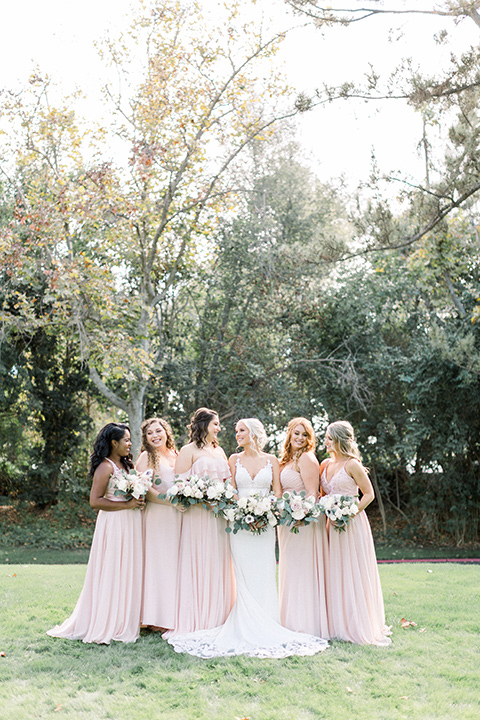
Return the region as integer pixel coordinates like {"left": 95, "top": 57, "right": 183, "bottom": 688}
{"left": 0, "top": 563, "right": 479, "bottom": 720}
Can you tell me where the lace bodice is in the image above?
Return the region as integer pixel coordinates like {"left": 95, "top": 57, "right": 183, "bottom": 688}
{"left": 235, "top": 460, "right": 272, "bottom": 497}
{"left": 104, "top": 458, "right": 126, "bottom": 502}
{"left": 320, "top": 461, "right": 359, "bottom": 497}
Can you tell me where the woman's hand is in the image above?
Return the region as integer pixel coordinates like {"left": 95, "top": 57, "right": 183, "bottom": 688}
{"left": 127, "top": 497, "right": 145, "bottom": 510}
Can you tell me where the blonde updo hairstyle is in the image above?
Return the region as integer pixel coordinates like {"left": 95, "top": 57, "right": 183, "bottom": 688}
{"left": 139, "top": 417, "right": 177, "bottom": 471}
{"left": 326, "top": 420, "right": 362, "bottom": 461}
{"left": 279, "top": 417, "right": 316, "bottom": 466}
{"left": 239, "top": 418, "right": 268, "bottom": 453}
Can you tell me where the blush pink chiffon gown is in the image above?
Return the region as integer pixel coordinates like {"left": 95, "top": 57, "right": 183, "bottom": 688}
{"left": 141, "top": 463, "right": 182, "bottom": 631}
{"left": 47, "top": 459, "right": 143, "bottom": 644}
{"left": 164, "top": 456, "right": 235, "bottom": 637}
{"left": 278, "top": 465, "right": 329, "bottom": 639}
{"left": 321, "top": 461, "right": 392, "bottom": 646}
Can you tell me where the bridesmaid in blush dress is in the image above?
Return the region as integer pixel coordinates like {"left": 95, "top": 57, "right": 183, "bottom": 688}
{"left": 321, "top": 420, "right": 392, "bottom": 646}
{"left": 165, "top": 408, "right": 235, "bottom": 637}
{"left": 47, "top": 423, "right": 144, "bottom": 644}
{"left": 278, "top": 417, "right": 329, "bottom": 639}
{"left": 136, "top": 417, "right": 183, "bottom": 633}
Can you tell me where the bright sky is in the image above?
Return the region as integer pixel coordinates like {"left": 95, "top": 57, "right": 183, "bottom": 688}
{"left": 2, "top": 0, "right": 478, "bottom": 188}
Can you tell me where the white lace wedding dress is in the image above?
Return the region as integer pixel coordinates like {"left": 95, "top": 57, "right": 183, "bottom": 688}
{"left": 166, "top": 460, "right": 328, "bottom": 658}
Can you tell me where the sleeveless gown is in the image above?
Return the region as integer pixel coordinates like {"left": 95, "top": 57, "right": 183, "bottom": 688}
{"left": 167, "top": 460, "right": 329, "bottom": 658}
{"left": 47, "top": 459, "right": 143, "bottom": 644}
{"left": 142, "top": 463, "right": 182, "bottom": 630}
{"left": 321, "top": 462, "right": 392, "bottom": 646}
{"left": 278, "top": 465, "right": 329, "bottom": 638}
{"left": 164, "top": 456, "right": 235, "bottom": 636}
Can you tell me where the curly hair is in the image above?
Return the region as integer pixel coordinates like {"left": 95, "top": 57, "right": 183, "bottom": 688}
{"left": 89, "top": 423, "right": 133, "bottom": 477}
{"left": 187, "top": 407, "right": 219, "bottom": 448}
{"left": 139, "top": 417, "right": 177, "bottom": 471}
{"left": 326, "top": 421, "right": 362, "bottom": 461}
{"left": 279, "top": 417, "right": 316, "bottom": 467}
{"left": 237, "top": 418, "right": 268, "bottom": 452}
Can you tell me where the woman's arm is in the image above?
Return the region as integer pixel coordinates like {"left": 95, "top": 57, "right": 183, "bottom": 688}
{"left": 89, "top": 462, "right": 143, "bottom": 511}
{"left": 270, "top": 456, "right": 282, "bottom": 498}
{"left": 346, "top": 458, "right": 375, "bottom": 512}
{"left": 298, "top": 452, "right": 320, "bottom": 499}
{"left": 228, "top": 454, "right": 238, "bottom": 490}
{"left": 174, "top": 444, "right": 194, "bottom": 474}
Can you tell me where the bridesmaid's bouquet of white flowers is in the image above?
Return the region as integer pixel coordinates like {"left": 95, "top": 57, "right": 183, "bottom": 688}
{"left": 165, "top": 474, "right": 235, "bottom": 511}
{"left": 277, "top": 491, "right": 322, "bottom": 534}
{"left": 224, "top": 492, "right": 280, "bottom": 535}
{"left": 318, "top": 494, "right": 359, "bottom": 531}
{"left": 113, "top": 468, "right": 154, "bottom": 501}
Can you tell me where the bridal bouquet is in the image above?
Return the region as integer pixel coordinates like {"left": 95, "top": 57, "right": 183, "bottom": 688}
{"left": 277, "top": 490, "right": 322, "bottom": 534}
{"left": 113, "top": 468, "right": 154, "bottom": 500}
{"left": 224, "top": 492, "right": 280, "bottom": 535}
{"left": 318, "top": 494, "right": 359, "bottom": 531}
{"left": 165, "top": 474, "right": 235, "bottom": 511}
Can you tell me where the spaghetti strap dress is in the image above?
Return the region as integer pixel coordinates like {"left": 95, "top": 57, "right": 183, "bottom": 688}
{"left": 142, "top": 462, "right": 182, "bottom": 630}
{"left": 278, "top": 464, "right": 329, "bottom": 638}
{"left": 321, "top": 461, "right": 392, "bottom": 646}
{"left": 164, "top": 456, "right": 235, "bottom": 636}
{"left": 47, "top": 459, "right": 143, "bottom": 644}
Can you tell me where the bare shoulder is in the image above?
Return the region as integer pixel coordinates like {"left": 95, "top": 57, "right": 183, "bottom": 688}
{"left": 265, "top": 453, "right": 279, "bottom": 469}
{"left": 345, "top": 457, "right": 365, "bottom": 476}
{"left": 298, "top": 451, "right": 319, "bottom": 469}
{"left": 135, "top": 451, "right": 149, "bottom": 472}
{"left": 228, "top": 452, "right": 242, "bottom": 463}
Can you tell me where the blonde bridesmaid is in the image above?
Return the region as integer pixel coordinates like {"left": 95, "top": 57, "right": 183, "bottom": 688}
{"left": 321, "top": 420, "right": 391, "bottom": 646}
{"left": 165, "top": 408, "right": 235, "bottom": 636}
{"left": 47, "top": 423, "right": 144, "bottom": 644}
{"left": 136, "top": 417, "right": 182, "bottom": 633}
{"left": 278, "top": 417, "right": 329, "bottom": 638}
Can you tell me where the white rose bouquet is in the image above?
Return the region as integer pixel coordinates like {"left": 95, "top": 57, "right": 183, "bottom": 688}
{"left": 318, "top": 494, "right": 359, "bottom": 531}
{"left": 277, "top": 490, "right": 322, "bottom": 534}
{"left": 224, "top": 491, "right": 280, "bottom": 535}
{"left": 165, "top": 474, "right": 235, "bottom": 511}
{"left": 113, "top": 468, "right": 153, "bottom": 501}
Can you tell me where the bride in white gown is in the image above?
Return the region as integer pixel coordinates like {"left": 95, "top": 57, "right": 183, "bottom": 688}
{"left": 167, "top": 418, "right": 328, "bottom": 658}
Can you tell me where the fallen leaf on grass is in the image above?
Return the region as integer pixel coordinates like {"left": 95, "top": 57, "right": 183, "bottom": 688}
{"left": 399, "top": 696, "right": 409, "bottom": 700}
{"left": 400, "top": 618, "right": 417, "bottom": 629}
{"left": 0, "top": 652, "right": 6, "bottom": 657}
{"left": 346, "top": 687, "right": 354, "bottom": 693}
{"left": 54, "top": 705, "right": 62, "bottom": 712}
{"left": 419, "top": 628, "right": 426, "bottom": 633}
{"left": 234, "top": 717, "right": 250, "bottom": 719}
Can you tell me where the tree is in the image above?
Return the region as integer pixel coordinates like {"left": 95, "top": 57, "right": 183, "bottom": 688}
{"left": 286, "top": 1, "right": 480, "bottom": 252}
{"left": 1, "top": 0, "right": 300, "bottom": 457}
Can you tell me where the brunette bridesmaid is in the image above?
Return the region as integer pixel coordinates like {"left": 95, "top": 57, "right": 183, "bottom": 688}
{"left": 165, "top": 408, "right": 235, "bottom": 637}
{"left": 277, "top": 417, "right": 329, "bottom": 638}
{"left": 321, "top": 421, "right": 391, "bottom": 646}
{"left": 136, "top": 417, "right": 182, "bottom": 633}
{"left": 47, "top": 423, "right": 144, "bottom": 644}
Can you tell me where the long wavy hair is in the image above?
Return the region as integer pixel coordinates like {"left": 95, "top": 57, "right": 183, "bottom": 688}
{"left": 89, "top": 423, "right": 133, "bottom": 477}
{"left": 139, "top": 417, "right": 177, "bottom": 471}
{"left": 187, "top": 407, "right": 219, "bottom": 448}
{"left": 237, "top": 418, "right": 268, "bottom": 453}
{"left": 326, "top": 421, "right": 362, "bottom": 461}
{"left": 279, "top": 417, "right": 316, "bottom": 467}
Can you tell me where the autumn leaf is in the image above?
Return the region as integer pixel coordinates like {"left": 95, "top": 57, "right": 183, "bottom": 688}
{"left": 400, "top": 618, "right": 417, "bottom": 628}
{"left": 346, "top": 687, "right": 354, "bottom": 693}
{"left": 399, "top": 696, "right": 409, "bottom": 700}
{"left": 54, "top": 705, "right": 62, "bottom": 712}
{"left": 0, "top": 651, "right": 6, "bottom": 657}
